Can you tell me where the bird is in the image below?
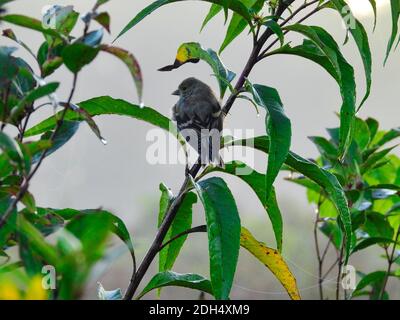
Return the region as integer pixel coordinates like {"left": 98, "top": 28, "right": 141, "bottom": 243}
{"left": 171, "top": 77, "right": 223, "bottom": 172}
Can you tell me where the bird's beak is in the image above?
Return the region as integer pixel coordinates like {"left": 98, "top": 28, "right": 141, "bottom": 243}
{"left": 172, "top": 89, "right": 180, "bottom": 96}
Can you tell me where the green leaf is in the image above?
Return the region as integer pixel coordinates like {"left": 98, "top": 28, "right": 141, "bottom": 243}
{"left": 62, "top": 43, "right": 99, "bottom": 73}
{"left": 99, "top": 45, "right": 143, "bottom": 103}
{"left": 248, "top": 84, "right": 291, "bottom": 200}
{"left": 0, "top": 196, "right": 16, "bottom": 249}
{"left": 206, "top": 161, "right": 283, "bottom": 252}
{"left": 368, "top": 0, "right": 377, "bottom": 30}
{"left": 354, "top": 117, "right": 371, "bottom": 151}
{"left": 0, "top": 14, "right": 63, "bottom": 39}
{"left": 81, "top": 209, "right": 136, "bottom": 266}
{"left": 366, "top": 117, "right": 379, "bottom": 144}
{"left": 361, "top": 146, "right": 396, "bottom": 174}
{"left": 385, "top": 0, "right": 400, "bottom": 64}
{"left": 200, "top": 4, "right": 222, "bottom": 31}
{"left": 193, "top": 177, "right": 241, "bottom": 299}
{"left": 309, "top": 136, "right": 337, "bottom": 161}
{"left": 363, "top": 212, "right": 394, "bottom": 239}
{"left": 228, "top": 136, "right": 352, "bottom": 262}
{"left": 159, "top": 190, "right": 197, "bottom": 272}
{"left": 137, "top": 271, "right": 213, "bottom": 299}
{"left": 263, "top": 19, "right": 284, "bottom": 46}
{"left": 25, "top": 96, "right": 172, "bottom": 138}
{"left": 64, "top": 212, "right": 114, "bottom": 264}
{"left": 24, "top": 82, "right": 59, "bottom": 103}
{"left": 36, "top": 42, "right": 64, "bottom": 77}
{"left": 282, "top": 24, "right": 356, "bottom": 160}
{"left": 94, "top": 12, "right": 111, "bottom": 33}
{"left": 329, "top": 0, "right": 372, "bottom": 109}
{"left": 352, "top": 237, "right": 398, "bottom": 254}
{"left": 159, "top": 42, "right": 235, "bottom": 99}
{"left": 219, "top": 0, "right": 264, "bottom": 53}
{"left": 114, "top": 0, "right": 253, "bottom": 42}
{"left": 373, "top": 127, "right": 400, "bottom": 148}
{"left": 320, "top": 220, "right": 342, "bottom": 249}
{"left": 17, "top": 215, "right": 58, "bottom": 266}
{"left": 240, "top": 227, "right": 300, "bottom": 300}
{"left": 36, "top": 120, "right": 79, "bottom": 160}
{"left": 66, "top": 103, "right": 106, "bottom": 144}
{"left": 352, "top": 271, "right": 386, "bottom": 299}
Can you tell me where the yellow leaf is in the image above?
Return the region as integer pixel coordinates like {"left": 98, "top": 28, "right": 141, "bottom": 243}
{"left": 240, "top": 227, "right": 301, "bottom": 300}
{"left": 0, "top": 280, "right": 21, "bottom": 300}
{"left": 24, "top": 276, "right": 48, "bottom": 300}
{"left": 176, "top": 44, "right": 191, "bottom": 63}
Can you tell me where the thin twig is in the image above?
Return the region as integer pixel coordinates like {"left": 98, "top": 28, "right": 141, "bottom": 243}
{"left": 336, "top": 242, "right": 344, "bottom": 300}
{"left": 158, "top": 225, "right": 207, "bottom": 252}
{"left": 379, "top": 226, "right": 400, "bottom": 299}
{"left": 322, "top": 257, "right": 340, "bottom": 281}
{"left": 258, "top": 1, "right": 325, "bottom": 60}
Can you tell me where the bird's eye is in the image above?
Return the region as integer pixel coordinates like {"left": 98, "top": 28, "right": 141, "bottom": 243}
{"left": 181, "top": 86, "right": 186, "bottom": 91}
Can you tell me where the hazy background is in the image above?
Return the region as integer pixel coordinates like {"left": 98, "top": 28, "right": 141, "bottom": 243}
{"left": 2, "top": 0, "right": 399, "bottom": 299}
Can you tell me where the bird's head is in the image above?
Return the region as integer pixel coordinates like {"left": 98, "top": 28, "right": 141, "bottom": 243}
{"left": 172, "top": 77, "right": 210, "bottom": 98}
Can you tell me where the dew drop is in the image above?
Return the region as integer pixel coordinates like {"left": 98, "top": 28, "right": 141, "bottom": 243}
{"left": 100, "top": 137, "right": 108, "bottom": 145}
{"left": 139, "top": 101, "right": 145, "bottom": 109}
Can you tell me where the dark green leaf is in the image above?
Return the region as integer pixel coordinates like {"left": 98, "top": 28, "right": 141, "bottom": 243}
{"left": 309, "top": 136, "right": 337, "bottom": 161}
{"left": 159, "top": 190, "right": 197, "bottom": 272}
{"left": 219, "top": 0, "right": 264, "bottom": 53}
{"left": 25, "top": 96, "right": 172, "bottom": 138}
{"left": 352, "top": 237, "right": 398, "bottom": 254}
{"left": 0, "top": 14, "right": 63, "bottom": 39}
{"left": 200, "top": 4, "right": 222, "bottom": 31}
{"left": 352, "top": 271, "right": 386, "bottom": 299}
{"left": 248, "top": 84, "right": 291, "bottom": 200}
{"left": 264, "top": 19, "right": 284, "bottom": 46}
{"left": 206, "top": 161, "right": 283, "bottom": 252}
{"left": 363, "top": 212, "right": 394, "bottom": 239}
{"left": 137, "top": 271, "right": 212, "bottom": 299}
{"left": 373, "top": 127, "right": 400, "bottom": 148}
{"left": 366, "top": 117, "right": 379, "bottom": 144}
{"left": 62, "top": 43, "right": 99, "bottom": 73}
{"left": 282, "top": 24, "right": 356, "bottom": 160}
{"left": 329, "top": 0, "right": 372, "bottom": 109}
{"left": 36, "top": 120, "right": 79, "bottom": 160}
{"left": 385, "top": 0, "right": 400, "bottom": 64}
{"left": 194, "top": 177, "right": 241, "bottom": 299}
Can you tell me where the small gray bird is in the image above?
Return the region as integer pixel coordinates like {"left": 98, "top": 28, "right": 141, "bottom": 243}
{"left": 172, "top": 77, "right": 223, "bottom": 168}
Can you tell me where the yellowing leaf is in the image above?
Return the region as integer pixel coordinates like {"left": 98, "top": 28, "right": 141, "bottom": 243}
{"left": 0, "top": 280, "right": 21, "bottom": 300}
{"left": 25, "top": 276, "right": 48, "bottom": 300}
{"left": 159, "top": 42, "right": 235, "bottom": 99}
{"left": 240, "top": 227, "right": 300, "bottom": 300}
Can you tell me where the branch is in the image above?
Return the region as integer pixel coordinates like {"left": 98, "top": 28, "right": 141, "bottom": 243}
{"left": 158, "top": 225, "right": 207, "bottom": 252}
{"left": 258, "top": 1, "right": 325, "bottom": 60}
{"left": 379, "top": 226, "right": 400, "bottom": 299}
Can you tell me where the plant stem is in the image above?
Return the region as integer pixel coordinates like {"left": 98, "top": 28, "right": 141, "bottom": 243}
{"left": 336, "top": 242, "right": 344, "bottom": 300}
{"left": 379, "top": 226, "right": 400, "bottom": 299}
{"left": 158, "top": 225, "right": 207, "bottom": 252}
{"left": 314, "top": 203, "right": 324, "bottom": 300}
